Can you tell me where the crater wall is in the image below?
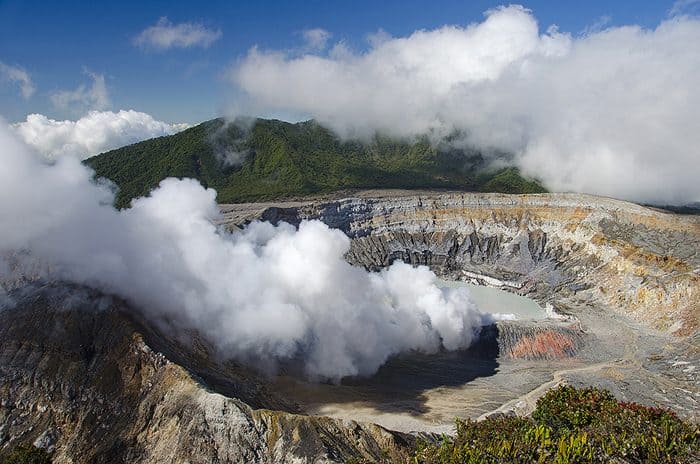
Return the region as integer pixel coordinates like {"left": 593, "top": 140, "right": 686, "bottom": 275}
{"left": 222, "top": 191, "right": 700, "bottom": 336}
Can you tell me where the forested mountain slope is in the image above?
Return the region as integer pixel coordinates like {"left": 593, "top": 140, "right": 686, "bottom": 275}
{"left": 85, "top": 118, "right": 545, "bottom": 207}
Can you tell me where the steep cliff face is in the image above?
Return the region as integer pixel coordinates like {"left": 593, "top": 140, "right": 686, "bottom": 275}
{"left": 222, "top": 191, "right": 700, "bottom": 336}
{"left": 0, "top": 284, "right": 412, "bottom": 463}
{"left": 489, "top": 321, "right": 586, "bottom": 360}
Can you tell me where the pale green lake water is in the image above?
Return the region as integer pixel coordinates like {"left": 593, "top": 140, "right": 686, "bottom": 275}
{"left": 437, "top": 279, "right": 545, "bottom": 320}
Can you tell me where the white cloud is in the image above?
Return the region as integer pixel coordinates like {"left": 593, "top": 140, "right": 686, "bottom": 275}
{"left": 232, "top": 6, "right": 559, "bottom": 137}
{"left": 366, "top": 29, "right": 392, "bottom": 47}
{"left": 0, "top": 122, "right": 503, "bottom": 380}
{"left": 669, "top": 0, "right": 700, "bottom": 17}
{"left": 12, "top": 110, "right": 189, "bottom": 159}
{"left": 0, "top": 61, "right": 35, "bottom": 98}
{"left": 133, "top": 17, "right": 222, "bottom": 51}
{"left": 580, "top": 15, "right": 611, "bottom": 36}
{"left": 229, "top": 5, "right": 700, "bottom": 205}
{"left": 51, "top": 70, "right": 110, "bottom": 112}
{"left": 302, "top": 28, "right": 331, "bottom": 50}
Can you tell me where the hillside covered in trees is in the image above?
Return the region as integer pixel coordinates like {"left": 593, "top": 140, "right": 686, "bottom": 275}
{"left": 85, "top": 118, "right": 546, "bottom": 208}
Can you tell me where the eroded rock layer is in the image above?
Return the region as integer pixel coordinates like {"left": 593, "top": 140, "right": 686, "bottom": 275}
{"left": 489, "top": 321, "right": 586, "bottom": 360}
{"left": 0, "top": 284, "right": 412, "bottom": 463}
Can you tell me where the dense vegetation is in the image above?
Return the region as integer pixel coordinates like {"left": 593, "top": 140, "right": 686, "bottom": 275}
{"left": 85, "top": 118, "right": 546, "bottom": 208}
{"left": 0, "top": 445, "right": 52, "bottom": 464}
{"left": 412, "top": 385, "right": 699, "bottom": 464}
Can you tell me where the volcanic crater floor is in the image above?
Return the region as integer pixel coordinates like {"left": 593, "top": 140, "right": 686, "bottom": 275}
{"left": 269, "top": 288, "right": 694, "bottom": 434}
{"left": 270, "top": 285, "right": 565, "bottom": 434}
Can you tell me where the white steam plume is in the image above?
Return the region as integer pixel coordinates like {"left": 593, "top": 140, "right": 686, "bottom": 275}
{"left": 230, "top": 5, "right": 700, "bottom": 205}
{"left": 12, "top": 110, "right": 189, "bottom": 160}
{"left": 0, "top": 121, "right": 499, "bottom": 381}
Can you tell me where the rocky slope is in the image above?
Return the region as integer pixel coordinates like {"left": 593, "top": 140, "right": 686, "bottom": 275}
{"left": 0, "top": 284, "right": 413, "bottom": 463}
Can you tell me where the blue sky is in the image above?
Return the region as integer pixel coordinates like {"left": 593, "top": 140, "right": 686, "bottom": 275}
{"left": 0, "top": 0, "right": 693, "bottom": 124}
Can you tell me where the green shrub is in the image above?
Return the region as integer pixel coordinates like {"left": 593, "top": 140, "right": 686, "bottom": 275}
{"left": 413, "top": 385, "right": 699, "bottom": 464}
{"left": 1, "top": 445, "right": 52, "bottom": 464}
{"left": 532, "top": 385, "right": 618, "bottom": 430}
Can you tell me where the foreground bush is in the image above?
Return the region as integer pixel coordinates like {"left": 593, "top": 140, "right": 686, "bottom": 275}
{"left": 413, "top": 385, "right": 699, "bottom": 463}
{"left": 0, "top": 445, "right": 52, "bottom": 464}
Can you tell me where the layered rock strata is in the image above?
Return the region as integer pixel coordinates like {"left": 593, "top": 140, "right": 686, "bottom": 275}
{"left": 221, "top": 191, "right": 700, "bottom": 336}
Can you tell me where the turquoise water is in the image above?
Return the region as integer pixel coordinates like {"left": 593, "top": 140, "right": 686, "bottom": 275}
{"left": 438, "top": 279, "right": 545, "bottom": 320}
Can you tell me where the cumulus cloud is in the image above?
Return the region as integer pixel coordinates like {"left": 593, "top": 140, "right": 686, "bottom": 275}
{"left": 134, "top": 17, "right": 222, "bottom": 50}
{"left": 229, "top": 5, "right": 700, "bottom": 205}
{"left": 0, "top": 121, "right": 503, "bottom": 380}
{"left": 0, "top": 61, "right": 35, "bottom": 98}
{"left": 302, "top": 28, "right": 331, "bottom": 50}
{"left": 51, "top": 70, "right": 110, "bottom": 112}
{"left": 12, "top": 110, "right": 189, "bottom": 159}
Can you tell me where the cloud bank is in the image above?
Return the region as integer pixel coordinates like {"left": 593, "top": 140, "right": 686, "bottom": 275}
{"left": 12, "top": 110, "right": 189, "bottom": 159}
{"left": 134, "top": 17, "right": 222, "bottom": 51}
{"left": 0, "top": 121, "right": 501, "bottom": 380}
{"left": 230, "top": 5, "right": 700, "bottom": 205}
{"left": 0, "top": 61, "right": 35, "bottom": 98}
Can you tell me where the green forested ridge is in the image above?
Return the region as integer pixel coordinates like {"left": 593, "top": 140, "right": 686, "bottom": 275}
{"left": 85, "top": 118, "right": 546, "bottom": 208}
